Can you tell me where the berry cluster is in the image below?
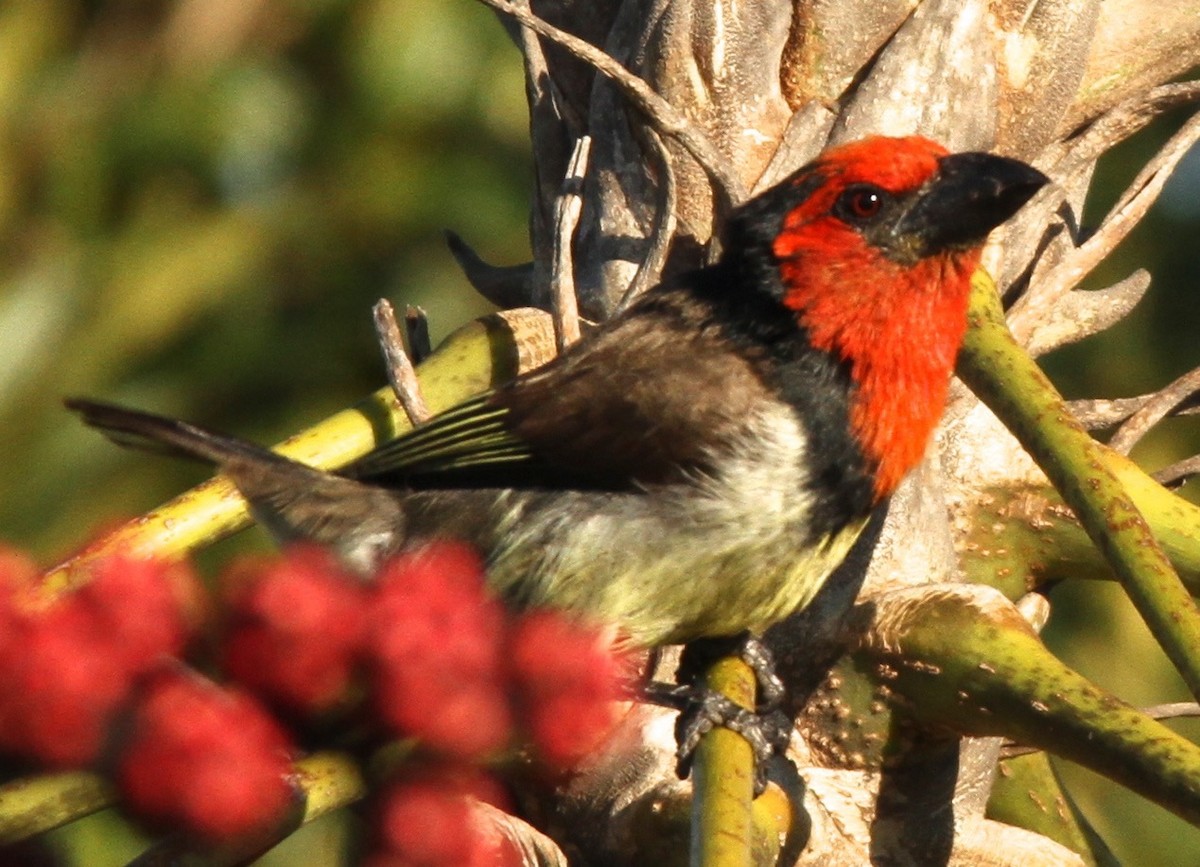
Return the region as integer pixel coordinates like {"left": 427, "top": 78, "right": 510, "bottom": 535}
{"left": 0, "top": 540, "right": 630, "bottom": 861}
{"left": 369, "top": 765, "right": 516, "bottom": 867}
{"left": 0, "top": 550, "right": 197, "bottom": 769}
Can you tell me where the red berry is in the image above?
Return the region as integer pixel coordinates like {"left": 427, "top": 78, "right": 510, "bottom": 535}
{"left": 0, "top": 545, "right": 36, "bottom": 590}
{"left": 0, "top": 547, "right": 31, "bottom": 661}
{"left": 116, "top": 667, "right": 296, "bottom": 842}
{"left": 370, "top": 767, "right": 515, "bottom": 867}
{"left": 0, "top": 601, "right": 132, "bottom": 768}
{"left": 368, "top": 543, "right": 513, "bottom": 759}
{"left": 80, "top": 553, "right": 196, "bottom": 673}
{"left": 0, "top": 550, "right": 203, "bottom": 768}
{"left": 0, "top": 545, "right": 37, "bottom": 663}
{"left": 375, "top": 669, "right": 513, "bottom": 761}
{"left": 222, "top": 545, "right": 368, "bottom": 714}
{"left": 509, "top": 611, "right": 628, "bottom": 769}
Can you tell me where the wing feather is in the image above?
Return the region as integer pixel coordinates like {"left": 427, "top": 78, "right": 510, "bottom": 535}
{"left": 345, "top": 394, "right": 537, "bottom": 483}
{"left": 346, "top": 285, "right": 778, "bottom": 491}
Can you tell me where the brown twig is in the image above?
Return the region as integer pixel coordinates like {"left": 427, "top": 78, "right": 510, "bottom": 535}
{"left": 510, "top": 0, "right": 578, "bottom": 271}
{"left": 1033, "top": 108, "right": 1200, "bottom": 307}
{"left": 1009, "top": 83, "right": 1200, "bottom": 343}
{"left": 372, "top": 299, "right": 430, "bottom": 425}
{"left": 1060, "top": 81, "right": 1200, "bottom": 172}
{"left": 1142, "top": 701, "right": 1200, "bottom": 721}
{"left": 617, "top": 127, "right": 677, "bottom": 310}
{"left": 444, "top": 230, "right": 538, "bottom": 309}
{"left": 1024, "top": 269, "right": 1150, "bottom": 357}
{"left": 550, "top": 136, "right": 590, "bottom": 351}
{"left": 471, "top": 0, "right": 746, "bottom": 208}
{"left": 1152, "top": 456, "right": 1200, "bottom": 490}
{"left": 1068, "top": 394, "right": 1200, "bottom": 430}
{"left": 1109, "top": 366, "right": 1200, "bottom": 454}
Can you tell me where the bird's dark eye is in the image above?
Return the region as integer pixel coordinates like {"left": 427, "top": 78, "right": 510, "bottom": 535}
{"left": 834, "top": 184, "right": 889, "bottom": 224}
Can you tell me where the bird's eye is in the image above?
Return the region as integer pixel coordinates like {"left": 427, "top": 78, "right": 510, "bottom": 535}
{"left": 834, "top": 185, "right": 889, "bottom": 224}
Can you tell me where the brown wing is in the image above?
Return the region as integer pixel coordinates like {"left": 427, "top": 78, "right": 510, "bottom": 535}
{"left": 347, "top": 287, "right": 774, "bottom": 491}
{"left": 488, "top": 288, "right": 774, "bottom": 486}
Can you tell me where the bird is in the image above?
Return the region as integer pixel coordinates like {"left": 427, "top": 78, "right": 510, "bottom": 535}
{"left": 69, "top": 135, "right": 1047, "bottom": 654}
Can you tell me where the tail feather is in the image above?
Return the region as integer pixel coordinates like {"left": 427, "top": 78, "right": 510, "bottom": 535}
{"left": 65, "top": 398, "right": 286, "bottom": 467}
{"left": 66, "top": 397, "right": 406, "bottom": 576}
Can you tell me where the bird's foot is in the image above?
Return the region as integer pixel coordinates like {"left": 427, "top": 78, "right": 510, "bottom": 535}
{"left": 676, "top": 633, "right": 786, "bottom": 712}
{"left": 677, "top": 693, "right": 791, "bottom": 795}
{"left": 639, "top": 634, "right": 791, "bottom": 793}
{"left": 642, "top": 682, "right": 790, "bottom": 794}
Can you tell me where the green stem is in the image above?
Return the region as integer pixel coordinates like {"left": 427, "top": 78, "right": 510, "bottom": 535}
{"left": 293, "top": 751, "right": 368, "bottom": 826}
{"left": 860, "top": 585, "right": 1200, "bottom": 826}
{"left": 0, "top": 771, "right": 112, "bottom": 845}
{"left": 988, "top": 751, "right": 1121, "bottom": 867}
{"left": 0, "top": 751, "right": 364, "bottom": 854}
{"left": 957, "top": 272, "right": 1200, "bottom": 701}
{"left": 691, "top": 656, "right": 756, "bottom": 867}
{"left": 961, "top": 469, "right": 1200, "bottom": 599}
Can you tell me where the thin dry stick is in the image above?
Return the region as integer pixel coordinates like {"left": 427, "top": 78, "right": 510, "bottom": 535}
{"left": 550, "top": 136, "right": 590, "bottom": 351}
{"left": 617, "top": 126, "right": 677, "bottom": 311}
{"left": 1109, "top": 366, "right": 1200, "bottom": 454}
{"left": 1024, "top": 269, "right": 1151, "bottom": 357}
{"left": 1034, "top": 110, "right": 1200, "bottom": 305}
{"left": 1084, "top": 82, "right": 1200, "bottom": 165}
{"left": 1058, "top": 82, "right": 1200, "bottom": 174}
{"left": 1142, "top": 701, "right": 1200, "bottom": 720}
{"left": 1153, "top": 455, "right": 1200, "bottom": 489}
{"left": 512, "top": 0, "right": 578, "bottom": 271}
{"left": 989, "top": 87, "right": 1200, "bottom": 344}
{"left": 1069, "top": 394, "right": 1200, "bottom": 429}
{"left": 1068, "top": 396, "right": 1147, "bottom": 429}
{"left": 443, "top": 230, "right": 536, "bottom": 309}
{"left": 373, "top": 299, "right": 430, "bottom": 425}
{"left": 471, "top": 0, "right": 745, "bottom": 208}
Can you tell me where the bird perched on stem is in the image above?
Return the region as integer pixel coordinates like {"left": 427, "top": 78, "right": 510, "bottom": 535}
{"left": 70, "top": 136, "right": 1046, "bottom": 653}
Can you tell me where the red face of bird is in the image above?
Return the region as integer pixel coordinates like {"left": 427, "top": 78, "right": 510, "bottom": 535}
{"left": 738, "top": 136, "right": 1048, "bottom": 499}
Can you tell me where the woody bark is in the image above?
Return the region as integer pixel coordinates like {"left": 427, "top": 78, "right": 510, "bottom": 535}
{"left": 476, "top": 1, "right": 1200, "bottom": 864}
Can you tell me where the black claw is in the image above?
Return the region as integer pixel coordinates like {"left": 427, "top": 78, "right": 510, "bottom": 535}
{"left": 677, "top": 633, "right": 785, "bottom": 712}
{"left": 643, "top": 635, "right": 794, "bottom": 797}
{"left": 644, "top": 679, "right": 792, "bottom": 797}
{"left": 738, "top": 635, "right": 786, "bottom": 711}
{"left": 671, "top": 692, "right": 791, "bottom": 795}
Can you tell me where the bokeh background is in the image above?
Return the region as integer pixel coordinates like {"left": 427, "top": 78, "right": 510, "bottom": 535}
{"left": 0, "top": 1, "right": 1196, "bottom": 864}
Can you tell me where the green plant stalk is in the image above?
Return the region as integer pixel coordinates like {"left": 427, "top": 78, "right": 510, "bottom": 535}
{"left": 959, "top": 481, "right": 1125, "bottom": 599}
{"left": 1111, "top": 450, "right": 1200, "bottom": 583}
{"left": 861, "top": 585, "right": 1200, "bottom": 825}
{"left": 0, "top": 770, "right": 113, "bottom": 845}
{"left": 987, "top": 750, "right": 1121, "bottom": 867}
{"left": 961, "top": 456, "right": 1200, "bottom": 600}
{"left": 956, "top": 272, "right": 1200, "bottom": 701}
{"left": 691, "top": 656, "right": 757, "bottom": 867}
{"left": 40, "top": 308, "right": 556, "bottom": 594}
{"left": 293, "top": 752, "right": 368, "bottom": 826}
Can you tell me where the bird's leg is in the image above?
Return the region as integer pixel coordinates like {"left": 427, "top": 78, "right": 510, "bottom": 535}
{"left": 641, "top": 634, "right": 792, "bottom": 794}
{"left": 677, "top": 633, "right": 786, "bottom": 712}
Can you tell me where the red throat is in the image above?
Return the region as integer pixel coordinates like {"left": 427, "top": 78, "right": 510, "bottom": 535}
{"left": 778, "top": 240, "right": 978, "bottom": 501}
{"left": 765, "top": 135, "right": 982, "bottom": 501}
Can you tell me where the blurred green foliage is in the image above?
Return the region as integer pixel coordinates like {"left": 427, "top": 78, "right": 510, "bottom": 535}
{"left": 0, "top": 0, "right": 529, "bottom": 561}
{"left": 0, "top": 1, "right": 1197, "bottom": 865}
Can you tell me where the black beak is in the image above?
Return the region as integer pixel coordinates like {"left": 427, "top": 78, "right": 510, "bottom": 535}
{"left": 895, "top": 152, "right": 1049, "bottom": 256}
